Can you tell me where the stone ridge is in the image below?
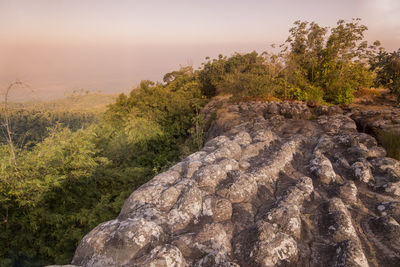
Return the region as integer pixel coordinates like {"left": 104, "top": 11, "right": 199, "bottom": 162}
{"left": 68, "top": 101, "right": 400, "bottom": 267}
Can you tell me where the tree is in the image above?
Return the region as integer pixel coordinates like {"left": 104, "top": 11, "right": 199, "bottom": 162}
{"left": 281, "top": 18, "right": 377, "bottom": 104}
{"left": 198, "top": 52, "right": 280, "bottom": 100}
{"left": 371, "top": 48, "right": 400, "bottom": 101}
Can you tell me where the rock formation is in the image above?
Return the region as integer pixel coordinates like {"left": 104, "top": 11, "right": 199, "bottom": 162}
{"left": 63, "top": 101, "right": 400, "bottom": 266}
{"left": 350, "top": 107, "right": 400, "bottom": 135}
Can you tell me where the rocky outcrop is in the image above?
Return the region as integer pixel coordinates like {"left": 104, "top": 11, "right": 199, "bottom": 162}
{"left": 350, "top": 106, "right": 400, "bottom": 135}
{"left": 69, "top": 101, "right": 400, "bottom": 267}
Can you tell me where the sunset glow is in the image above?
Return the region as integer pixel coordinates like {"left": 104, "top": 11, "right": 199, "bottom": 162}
{"left": 1, "top": 0, "right": 399, "bottom": 99}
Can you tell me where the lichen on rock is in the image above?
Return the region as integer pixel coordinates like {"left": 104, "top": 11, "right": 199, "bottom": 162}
{"left": 66, "top": 101, "right": 400, "bottom": 267}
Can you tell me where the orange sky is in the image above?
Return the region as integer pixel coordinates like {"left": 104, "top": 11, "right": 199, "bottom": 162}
{"left": 1, "top": 0, "right": 399, "bottom": 100}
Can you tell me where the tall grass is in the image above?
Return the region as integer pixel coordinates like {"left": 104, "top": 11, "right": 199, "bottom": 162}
{"left": 377, "top": 130, "right": 400, "bottom": 160}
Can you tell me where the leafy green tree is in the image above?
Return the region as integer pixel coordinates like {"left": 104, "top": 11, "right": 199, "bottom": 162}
{"left": 281, "top": 18, "right": 377, "bottom": 104}
{"left": 371, "top": 48, "right": 400, "bottom": 101}
{"left": 198, "top": 55, "right": 227, "bottom": 97}
{"left": 197, "top": 19, "right": 378, "bottom": 105}
{"left": 0, "top": 127, "right": 109, "bottom": 265}
{"left": 198, "top": 52, "right": 281, "bottom": 100}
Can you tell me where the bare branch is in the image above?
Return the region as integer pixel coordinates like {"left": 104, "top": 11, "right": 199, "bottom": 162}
{"left": 1, "top": 80, "right": 29, "bottom": 170}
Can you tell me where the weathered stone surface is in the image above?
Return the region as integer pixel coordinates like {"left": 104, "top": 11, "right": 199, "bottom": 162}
{"left": 193, "top": 164, "right": 228, "bottom": 192}
{"left": 202, "top": 196, "right": 232, "bottom": 222}
{"left": 310, "top": 150, "right": 336, "bottom": 184}
{"left": 72, "top": 217, "right": 163, "bottom": 266}
{"left": 370, "top": 157, "right": 400, "bottom": 180}
{"left": 351, "top": 106, "right": 400, "bottom": 136}
{"left": 133, "top": 245, "right": 188, "bottom": 267}
{"left": 69, "top": 101, "right": 400, "bottom": 267}
{"left": 339, "top": 181, "right": 358, "bottom": 204}
{"left": 217, "top": 173, "right": 258, "bottom": 203}
{"left": 324, "top": 198, "right": 369, "bottom": 267}
{"left": 251, "top": 225, "right": 298, "bottom": 267}
{"left": 351, "top": 159, "right": 374, "bottom": 184}
{"left": 314, "top": 105, "right": 343, "bottom": 116}
{"left": 385, "top": 181, "right": 400, "bottom": 196}
{"left": 167, "top": 186, "right": 205, "bottom": 232}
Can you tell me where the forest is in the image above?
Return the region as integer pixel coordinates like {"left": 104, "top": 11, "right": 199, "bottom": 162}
{"left": 1, "top": 19, "right": 400, "bottom": 266}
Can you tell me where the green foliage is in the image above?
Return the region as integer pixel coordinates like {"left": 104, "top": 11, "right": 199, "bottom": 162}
{"left": 198, "top": 52, "right": 281, "bottom": 99}
{"left": 0, "top": 109, "right": 96, "bottom": 148}
{"left": 185, "top": 112, "right": 206, "bottom": 153}
{"left": 1, "top": 127, "right": 105, "bottom": 206}
{"left": 198, "top": 54, "right": 227, "bottom": 97}
{"left": 0, "top": 127, "right": 114, "bottom": 266}
{"left": 377, "top": 130, "right": 400, "bottom": 160}
{"left": 221, "top": 72, "right": 273, "bottom": 100}
{"left": 371, "top": 48, "right": 400, "bottom": 101}
{"left": 196, "top": 19, "right": 377, "bottom": 105}
{"left": 304, "top": 85, "right": 325, "bottom": 105}
{"left": 103, "top": 68, "right": 207, "bottom": 170}
{"left": 281, "top": 18, "right": 376, "bottom": 104}
{"left": 0, "top": 66, "right": 208, "bottom": 266}
{"left": 326, "top": 82, "right": 354, "bottom": 105}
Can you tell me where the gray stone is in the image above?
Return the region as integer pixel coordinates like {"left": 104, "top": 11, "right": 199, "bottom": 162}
{"left": 68, "top": 101, "right": 400, "bottom": 267}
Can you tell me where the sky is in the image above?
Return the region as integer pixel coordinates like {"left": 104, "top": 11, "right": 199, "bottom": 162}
{"left": 0, "top": 0, "right": 399, "bottom": 100}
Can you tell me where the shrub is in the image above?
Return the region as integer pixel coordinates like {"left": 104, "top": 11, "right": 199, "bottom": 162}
{"left": 332, "top": 83, "right": 354, "bottom": 105}
{"left": 377, "top": 130, "right": 400, "bottom": 160}
{"left": 371, "top": 49, "right": 400, "bottom": 102}
{"left": 274, "top": 85, "right": 307, "bottom": 101}
{"left": 221, "top": 72, "right": 274, "bottom": 100}
{"left": 305, "top": 85, "right": 325, "bottom": 105}
{"left": 198, "top": 52, "right": 280, "bottom": 100}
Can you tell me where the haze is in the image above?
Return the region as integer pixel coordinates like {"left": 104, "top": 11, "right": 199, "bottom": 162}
{"left": 1, "top": 0, "right": 399, "bottom": 100}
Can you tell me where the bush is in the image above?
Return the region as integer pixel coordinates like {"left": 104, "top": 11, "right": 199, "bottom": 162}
{"left": 198, "top": 52, "right": 280, "bottom": 100}
{"left": 305, "top": 85, "right": 325, "bottom": 105}
{"left": 325, "top": 82, "right": 354, "bottom": 105}
{"left": 371, "top": 49, "right": 400, "bottom": 102}
{"left": 274, "top": 85, "right": 307, "bottom": 101}
{"left": 221, "top": 72, "right": 274, "bottom": 100}
{"left": 377, "top": 130, "right": 400, "bottom": 160}
{"left": 195, "top": 19, "right": 380, "bottom": 105}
